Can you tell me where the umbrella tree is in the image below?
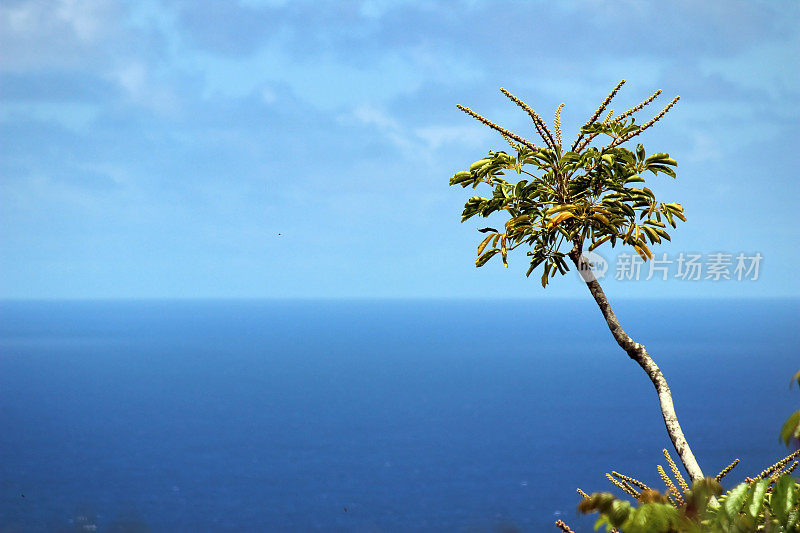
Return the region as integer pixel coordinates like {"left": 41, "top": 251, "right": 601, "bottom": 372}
{"left": 448, "top": 80, "right": 703, "bottom": 481}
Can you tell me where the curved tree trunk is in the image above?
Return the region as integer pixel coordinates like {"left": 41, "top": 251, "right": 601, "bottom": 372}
{"left": 569, "top": 250, "right": 705, "bottom": 482}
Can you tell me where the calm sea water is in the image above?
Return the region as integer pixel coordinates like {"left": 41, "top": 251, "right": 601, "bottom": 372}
{"left": 1, "top": 299, "right": 797, "bottom": 532}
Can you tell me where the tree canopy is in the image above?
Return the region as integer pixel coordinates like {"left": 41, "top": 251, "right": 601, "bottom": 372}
{"left": 449, "top": 80, "right": 686, "bottom": 287}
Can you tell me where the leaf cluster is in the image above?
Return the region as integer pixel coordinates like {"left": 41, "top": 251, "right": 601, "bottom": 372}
{"left": 568, "top": 370, "right": 800, "bottom": 533}
{"left": 450, "top": 81, "right": 685, "bottom": 286}
{"left": 781, "top": 370, "right": 800, "bottom": 447}
{"left": 579, "top": 474, "right": 800, "bottom": 532}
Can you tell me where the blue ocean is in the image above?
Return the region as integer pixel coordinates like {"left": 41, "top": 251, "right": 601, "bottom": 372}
{"left": 1, "top": 299, "right": 797, "bottom": 532}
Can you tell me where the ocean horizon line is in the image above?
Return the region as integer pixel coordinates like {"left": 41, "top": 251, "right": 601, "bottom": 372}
{"left": 1, "top": 295, "right": 798, "bottom": 303}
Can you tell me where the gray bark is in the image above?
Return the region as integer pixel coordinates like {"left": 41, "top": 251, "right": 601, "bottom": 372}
{"left": 569, "top": 249, "right": 705, "bottom": 482}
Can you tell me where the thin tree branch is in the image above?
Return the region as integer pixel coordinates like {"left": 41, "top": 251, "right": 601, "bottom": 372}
{"left": 613, "top": 89, "right": 662, "bottom": 123}
{"left": 499, "top": 88, "right": 557, "bottom": 149}
{"left": 571, "top": 79, "right": 626, "bottom": 151}
{"left": 456, "top": 104, "right": 540, "bottom": 151}
{"left": 605, "top": 96, "right": 680, "bottom": 150}
{"left": 555, "top": 520, "right": 575, "bottom": 533}
{"left": 575, "top": 132, "right": 601, "bottom": 153}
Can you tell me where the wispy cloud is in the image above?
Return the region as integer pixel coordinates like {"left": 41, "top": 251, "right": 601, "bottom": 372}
{"left": 0, "top": 0, "right": 125, "bottom": 69}
{"left": 1, "top": 0, "right": 797, "bottom": 298}
{"left": 348, "top": 103, "right": 493, "bottom": 162}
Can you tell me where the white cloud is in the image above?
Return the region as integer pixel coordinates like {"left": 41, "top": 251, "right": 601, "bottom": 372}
{"left": 350, "top": 103, "right": 416, "bottom": 153}
{"left": 0, "top": 0, "right": 120, "bottom": 69}
{"left": 2, "top": 1, "right": 38, "bottom": 33}
{"left": 55, "top": 0, "right": 107, "bottom": 41}
{"left": 349, "top": 104, "right": 494, "bottom": 160}
{"left": 114, "top": 63, "right": 147, "bottom": 95}
{"left": 352, "top": 104, "right": 401, "bottom": 131}
{"left": 108, "top": 62, "right": 180, "bottom": 113}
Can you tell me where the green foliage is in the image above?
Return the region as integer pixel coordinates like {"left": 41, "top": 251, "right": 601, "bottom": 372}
{"left": 579, "top": 492, "right": 681, "bottom": 532}
{"left": 781, "top": 370, "right": 800, "bottom": 447}
{"left": 579, "top": 474, "right": 800, "bottom": 532}
{"left": 450, "top": 81, "right": 685, "bottom": 286}
{"left": 569, "top": 371, "right": 800, "bottom": 532}
{"left": 783, "top": 412, "right": 800, "bottom": 447}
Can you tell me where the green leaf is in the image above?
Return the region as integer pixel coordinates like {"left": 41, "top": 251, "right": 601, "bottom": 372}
{"left": 780, "top": 410, "right": 800, "bottom": 445}
{"left": 469, "top": 158, "right": 491, "bottom": 171}
{"left": 643, "top": 219, "right": 666, "bottom": 228}
{"left": 686, "top": 477, "right": 722, "bottom": 515}
{"left": 593, "top": 515, "right": 611, "bottom": 532}
{"left": 615, "top": 150, "right": 636, "bottom": 166}
{"left": 644, "top": 152, "right": 670, "bottom": 164}
{"left": 476, "top": 234, "right": 494, "bottom": 256}
{"left": 475, "top": 248, "right": 499, "bottom": 267}
{"left": 663, "top": 209, "right": 676, "bottom": 228}
{"left": 541, "top": 263, "right": 551, "bottom": 287}
{"left": 525, "top": 262, "right": 535, "bottom": 277}
{"left": 624, "top": 503, "right": 678, "bottom": 533}
{"left": 589, "top": 235, "right": 613, "bottom": 251}
{"left": 546, "top": 203, "right": 578, "bottom": 215}
{"left": 618, "top": 203, "right": 635, "bottom": 217}
{"left": 647, "top": 164, "right": 677, "bottom": 178}
{"left": 607, "top": 500, "right": 632, "bottom": 527}
{"left": 771, "top": 474, "right": 797, "bottom": 524}
{"left": 746, "top": 479, "right": 769, "bottom": 519}
{"left": 449, "top": 171, "right": 473, "bottom": 186}
{"left": 789, "top": 507, "right": 800, "bottom": 530}
{"left": 641, "top": 225, "right": 661, "bottom": 244}
{"left": 636, "top": 143, "right": 645, "bottom": 162}
{"left": 580, "top": 123, "right": 609, "bottom": 135}
{"left": 723, "top": 482, "right": 750, "bottom": 518}
{"left": 654, "top": 228, "right": 671, "bottom": 241}
{"left": 461, "top": 196, "right": 489, "bottom": 221}
{"left": 548, "top": 211, "right": 575, "bottom": 227}
{"left": 560, "top": 151, "right": 581, "bottom": 164}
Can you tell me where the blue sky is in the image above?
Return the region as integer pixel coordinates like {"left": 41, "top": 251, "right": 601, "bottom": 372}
{"left": 1, "top": 0, "right": 798, "bottom": 299}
